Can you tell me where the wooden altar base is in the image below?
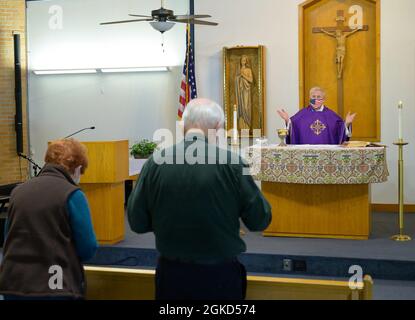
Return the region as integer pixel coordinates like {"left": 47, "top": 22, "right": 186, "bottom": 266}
{"left": 262, "top": 182, "right": 370, "bottom": 240}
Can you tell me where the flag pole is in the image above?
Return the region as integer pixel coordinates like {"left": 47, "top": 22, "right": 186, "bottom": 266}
{"left": 186, "top": 23, "right": 191, "bottom": 104}
{"left": 190, "top": 0, "right": 195, "bottom": 53}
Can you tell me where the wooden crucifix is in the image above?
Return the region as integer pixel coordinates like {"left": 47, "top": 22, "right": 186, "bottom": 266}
{"left": 313, "top": 10, "right": 369, "bottom": 116}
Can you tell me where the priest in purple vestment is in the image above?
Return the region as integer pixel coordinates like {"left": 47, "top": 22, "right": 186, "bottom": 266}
{"left": 277, "top": 87, "right": 357, "bottom": 145}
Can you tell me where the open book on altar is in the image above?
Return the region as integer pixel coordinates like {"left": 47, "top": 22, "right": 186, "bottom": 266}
{"left": 341, "top": 141, "right": 387, "bottom": 148}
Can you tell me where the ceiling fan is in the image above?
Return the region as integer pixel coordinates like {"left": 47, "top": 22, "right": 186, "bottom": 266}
{"left": 100, "top": 0, "right": 218, "bottom": 33}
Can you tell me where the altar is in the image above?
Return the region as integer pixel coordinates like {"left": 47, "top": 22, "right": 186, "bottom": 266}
{"left": 248, "top": 145, "right": 389, "bottom": 240}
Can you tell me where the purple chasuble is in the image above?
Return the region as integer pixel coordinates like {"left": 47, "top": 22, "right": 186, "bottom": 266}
{"left": 286, "top": 106, "right": 349, "bottom": 145}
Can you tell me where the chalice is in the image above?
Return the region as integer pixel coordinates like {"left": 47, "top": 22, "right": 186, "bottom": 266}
{"left": 277, "top": 129, "right": 289, "bottom": 146}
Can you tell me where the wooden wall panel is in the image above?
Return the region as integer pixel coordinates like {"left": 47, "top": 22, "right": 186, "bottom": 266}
{"left": 299, "top": 0, "right": 380, "bottom": 141}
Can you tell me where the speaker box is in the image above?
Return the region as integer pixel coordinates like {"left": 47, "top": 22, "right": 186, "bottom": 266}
{"left": 14, "top": 33, "right": 23, "bottom": 155}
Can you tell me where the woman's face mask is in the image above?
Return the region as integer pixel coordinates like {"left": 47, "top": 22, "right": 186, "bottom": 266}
{"left": 71, "top": 166, "right": 82, "bottom": 184}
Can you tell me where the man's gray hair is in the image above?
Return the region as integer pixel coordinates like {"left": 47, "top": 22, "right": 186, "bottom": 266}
{"left": 182, "top": 98, "right": 225, "bottom": 133}
{"left": 309, "top": 87, "right": 326, "bottom": 98}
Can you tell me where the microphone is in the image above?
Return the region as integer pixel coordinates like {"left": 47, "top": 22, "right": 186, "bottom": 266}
{"left": 18, "top": 152, "right": 42, "bottom": 176}
{"left": 64, "top": 126, "right": 96, "bottom": 139}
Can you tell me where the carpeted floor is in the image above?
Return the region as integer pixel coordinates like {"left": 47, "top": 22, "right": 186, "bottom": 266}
{"left": 114, "top": 212, "right": 415, "bottom": 261}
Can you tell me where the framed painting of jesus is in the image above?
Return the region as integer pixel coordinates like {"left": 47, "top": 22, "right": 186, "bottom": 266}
{"left": 223, "top": 45, "right": 266, "bottom": 138}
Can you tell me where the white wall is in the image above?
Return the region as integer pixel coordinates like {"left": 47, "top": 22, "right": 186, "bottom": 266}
{"left": 376, "top": 0, "right": 415, "bottom": 204}
{"left": 27, "top": 0, "right": 189, "bottom": 165}
{"left": 195, "top": 0, "right": 415, "bottom": 205}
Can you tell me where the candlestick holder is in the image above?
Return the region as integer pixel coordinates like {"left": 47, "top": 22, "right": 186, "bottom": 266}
{"left": 231, "top": 137, "right": 240, "bottom": 146}
{"left": 232, "top": 105, "right": 239, "bottom": 146}
{"left": 391, "top": 140, "right": 411, "bottom": 242}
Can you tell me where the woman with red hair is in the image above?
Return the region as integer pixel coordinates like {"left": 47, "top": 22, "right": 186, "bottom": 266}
{"left": 0, "top": 139, "right": 98, "bottom": 300}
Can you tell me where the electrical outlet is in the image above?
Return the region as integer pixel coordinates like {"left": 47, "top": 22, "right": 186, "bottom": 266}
{"left": 282, "top": 259, "right": 293, "bottom": 271}
{"left": 293, "top": 260, "right": 307, "bottom": 272}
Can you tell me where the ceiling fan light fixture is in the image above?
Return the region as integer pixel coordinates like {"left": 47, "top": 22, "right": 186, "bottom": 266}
{"left": 150, "top": 21, "right": 175, "bottom": 33}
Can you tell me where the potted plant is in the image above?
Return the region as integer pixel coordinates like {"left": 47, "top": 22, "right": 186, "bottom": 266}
{"left": 130, "top": 139, "right": 158, "bottom": 159}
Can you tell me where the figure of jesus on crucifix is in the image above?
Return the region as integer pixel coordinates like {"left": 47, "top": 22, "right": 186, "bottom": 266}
{"left": 313, "top": 10, "right": 369, "bottom": 116}
{"left": 319, "top": 27, "right": 362, "bottom": 79}
{"left": 313, "top": 10, "right": 368, "bottom": 80}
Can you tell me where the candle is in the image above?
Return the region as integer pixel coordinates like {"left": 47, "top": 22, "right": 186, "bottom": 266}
{"left": 233, "top": 105, "right": 238, "bottom": 143}
{"left": 398, "top": 101, "right": 403, "bottom": 141}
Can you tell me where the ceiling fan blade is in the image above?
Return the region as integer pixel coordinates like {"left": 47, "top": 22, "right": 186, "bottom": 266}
{"left": 128, "top": 14, "right": 153, "bottom": 18}
{"left": 173, "top": 14, "right": 212, "bottom": 19}
{"left": 100, "top": 18, "right": 153, "bottom": 25}
{"left": 173, "top": 19, "right": 218, "bottom": 26}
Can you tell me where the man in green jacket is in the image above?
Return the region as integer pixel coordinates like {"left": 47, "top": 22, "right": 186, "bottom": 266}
{"left": 127, "top": 98, "right": 271, "bottom": 300}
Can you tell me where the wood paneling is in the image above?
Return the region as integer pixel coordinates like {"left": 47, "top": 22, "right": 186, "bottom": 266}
{"left": 299, "top": 0, "right": 380, "bottom": 141}
{"left": 262, "top": 182, "right": 371, "bottom": 239}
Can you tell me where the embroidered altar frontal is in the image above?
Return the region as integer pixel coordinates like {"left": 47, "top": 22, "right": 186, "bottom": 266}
{"left": 249, "top": 146, "right": 389, "bottom": 185}
{"left": 247, "top": 145, "right": 389, "bottom": 240}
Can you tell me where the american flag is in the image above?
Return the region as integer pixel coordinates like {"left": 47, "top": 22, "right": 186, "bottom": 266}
{"left": 178, "top": 24, "right": 197, "bottom": 119}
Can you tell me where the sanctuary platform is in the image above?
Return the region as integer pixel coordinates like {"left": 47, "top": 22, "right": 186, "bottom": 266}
{"left": 86, "top": 212, "right": 415, "bottom": 283}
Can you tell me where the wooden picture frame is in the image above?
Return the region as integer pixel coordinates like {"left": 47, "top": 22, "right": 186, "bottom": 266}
{"left": 223, "top": 46, "right": 266, "bottom": 137}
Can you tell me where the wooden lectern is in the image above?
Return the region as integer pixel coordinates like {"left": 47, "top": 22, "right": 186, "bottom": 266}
{"left": 80, "top": 141, "right": 129, "bottom": 245}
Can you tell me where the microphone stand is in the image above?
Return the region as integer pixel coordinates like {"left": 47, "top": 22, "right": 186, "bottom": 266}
{"left": 16, "top": 127, "right": 95, "bottom": 178}
{"left": 64, "top": 126, "right": 95, "bottom": 139}
{"left": 18, "top": 153, "right": 42, "bottom": 177}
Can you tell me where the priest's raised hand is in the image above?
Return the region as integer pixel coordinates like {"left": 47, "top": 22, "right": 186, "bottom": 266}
{"left": 277, "top": 109, "right": 290, "bottom": 125}
{"left": 345, "top": 111, "right": 357, "bottom": 127}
